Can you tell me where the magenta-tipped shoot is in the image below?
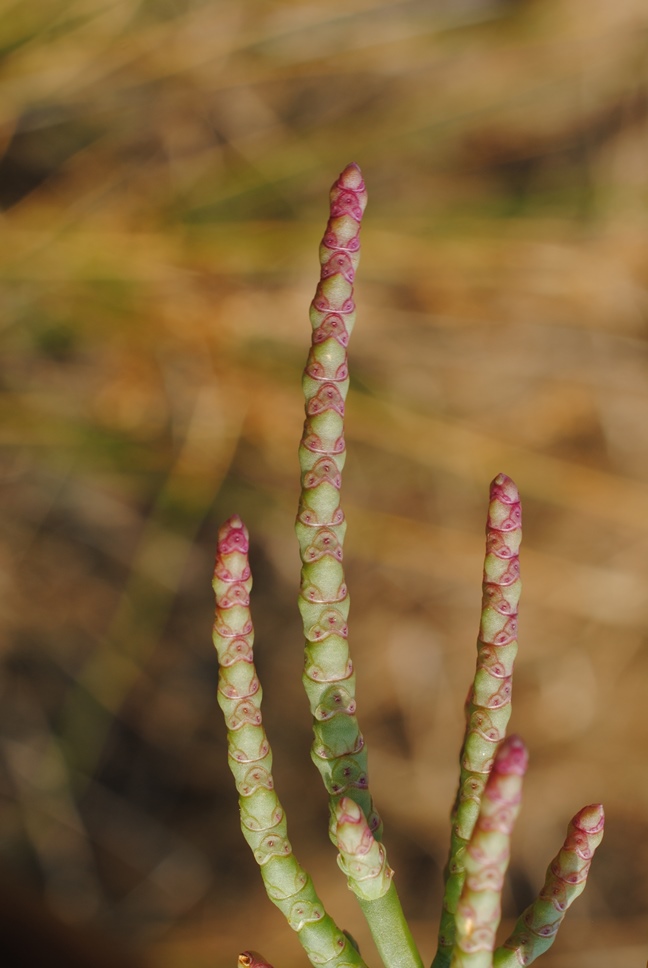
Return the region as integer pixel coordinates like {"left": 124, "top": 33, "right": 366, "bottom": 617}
{"left": 213, "top": 516, "right": 368, "bottom": 968}
{"left": 434, "top": 474, "right": 522, "bottom": 968}
{"left": 452, "top": 736, "right": 528, "bottom": 968}
{"left": 494, "top": 803, "right": 605, "bottom": 967}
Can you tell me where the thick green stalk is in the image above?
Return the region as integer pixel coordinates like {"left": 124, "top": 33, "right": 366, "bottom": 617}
{"left": 335, "top": 797, "right": 424, "bottom": 968}
{"left": 493, "top": 803, "right": 605, "bottom": 968}
{"left": 451, "top": 736, "right": 528, "bottom": 968}
{"left": 213, "top": 515, "right": 368, "bottom": 968}
{"left": 433, "top": 474, "right": 522, "bottom": 968}
{"left": 295, "top": 163, "right": 382, "bottom": 843}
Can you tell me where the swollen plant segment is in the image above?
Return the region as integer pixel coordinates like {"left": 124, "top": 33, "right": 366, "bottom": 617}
{"left": 212, "top": 165, "right": 604, "bottom": 968}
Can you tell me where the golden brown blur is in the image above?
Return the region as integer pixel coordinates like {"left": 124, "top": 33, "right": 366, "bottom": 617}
{"left": 2, "top": 1, "right": 648, "bottom": 966}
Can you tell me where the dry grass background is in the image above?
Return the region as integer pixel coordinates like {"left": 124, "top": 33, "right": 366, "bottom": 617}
{"left": 2, "top": 0, "right": 648, "bottom": 965}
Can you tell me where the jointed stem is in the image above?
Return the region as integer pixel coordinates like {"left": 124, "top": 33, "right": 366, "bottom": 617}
{"left": 213, "top": 516, "right": 368, "bottom": 968}
{"left": 494, "top": 803, "right": 604, "bottom": 968}
{"left": 451, "top": 736, "right": 528, "bottom": 968}
{"left": 295, "top": 163, "right": 382, "bottom": 842}
{"left": 296, "top": 162, "right": 423, "bottom": 968}
{"left": 434, "top": 474, "right": 522, "bottom": 968}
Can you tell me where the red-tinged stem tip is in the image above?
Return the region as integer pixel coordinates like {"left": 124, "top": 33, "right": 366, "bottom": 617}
{"left": 492, "top": 734, "right": 528, "bottom": 776}
{"left": 337, "top": 162, "right": 364, "bottom": 190}
{"left": 329, "top": 164, "right": 367, "bottom": 221}
{"left": 571, "top": 803, "right": 605, "bottom": 836}
{"left": 337, "top": 795, "right": 364, "bottom": 826}
{"left": 238, "top": 952, "right": 274, "bottom": 968}
{"left": 217, "top": 515, "right": 249, "bottom": 554}
{"left": 335, "top": 796, "right": 376, "bottom": 857}
{"left": 490, "top": 473, "right": 520, "bottom": 506}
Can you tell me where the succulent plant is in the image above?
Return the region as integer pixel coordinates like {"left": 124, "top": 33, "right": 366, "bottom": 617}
{"left": 212, "top": 164, "right": 604, "bottom": 968}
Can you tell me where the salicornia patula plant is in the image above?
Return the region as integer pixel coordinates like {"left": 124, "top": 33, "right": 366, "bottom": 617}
{"left": 212, "top": 164, "right": 604, "bottom": 968}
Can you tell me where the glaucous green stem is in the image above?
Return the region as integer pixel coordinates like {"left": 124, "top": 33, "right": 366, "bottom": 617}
{"left": 358, "top": 889, "right": 424, "bottom": 968}
{"left": 295, "top": 163, "right": 382, "bottom": 843}
{"left": 213, "top": 516, "right": 368, "bottom": 968}
{"left": 493, "top": 803, "right": 605, "bottom": 968}
{"left": 433, "top": 474, "right": 522, "bottom": 968}
{"left": 451, "top": 736, "right": 528, "bottom": 968}
{"left": 335, "top": 797, "right": 424, "bottom": 968}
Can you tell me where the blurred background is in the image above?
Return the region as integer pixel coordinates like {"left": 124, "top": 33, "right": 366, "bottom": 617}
{"left": 2, "top": 0, "right": 648, "bottom": 966}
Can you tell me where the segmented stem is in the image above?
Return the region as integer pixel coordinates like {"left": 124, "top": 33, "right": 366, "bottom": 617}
{"left": 213, "top": 516, "right": 368, "bottom": 968}
{"left": 451, "top": 736, "right": 528, "bottom": 968}
{"left": 335, "top": 796, "right": 393, "bottom": 901}
{"left": 295, "top": 163, "right": 382, "bottom": 842}
{"left": 434, "top": 474, "right": 522, "bottom": 968}
{"left": 493, "top": 804, "right": 605, "bottom": 968}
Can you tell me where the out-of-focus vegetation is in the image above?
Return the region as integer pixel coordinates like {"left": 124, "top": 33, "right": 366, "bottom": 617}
{"left": 2, "top": 1, "right": 648, "bottom": 966}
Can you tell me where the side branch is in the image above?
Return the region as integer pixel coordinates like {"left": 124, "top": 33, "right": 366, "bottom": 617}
{"left": 494, "top": 804, "right": 605, "bottom": 968}
{"left": 433, "top": 473, "right": 522, "bottom": 968}
{"left": 452, "top": 736, "right": 528, "bottom": 968}
{"left": 335, "top": 798, "right": 423, "bottom": 968}
{"left": 213, "top": 516, "right": 367, "bottom": 968}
